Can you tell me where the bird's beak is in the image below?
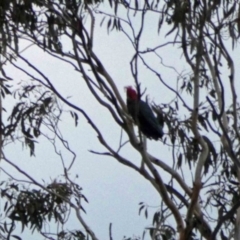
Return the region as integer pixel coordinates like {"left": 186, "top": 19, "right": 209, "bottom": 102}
{"left": 124, "top": 86, "right": 131, "bottom": 92}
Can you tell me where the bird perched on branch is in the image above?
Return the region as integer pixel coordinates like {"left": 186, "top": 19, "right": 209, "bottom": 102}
{"left": 125, "top": 86, "right": 164, "bottom": 140}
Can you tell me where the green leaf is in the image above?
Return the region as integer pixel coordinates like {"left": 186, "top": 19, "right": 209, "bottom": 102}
{"left": 12, "top": 235, "right": 22, "bottom": 240}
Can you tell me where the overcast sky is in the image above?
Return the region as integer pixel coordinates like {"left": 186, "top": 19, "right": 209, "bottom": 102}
{"left": 1, "top": 2, "right": 240, "bottom": 240}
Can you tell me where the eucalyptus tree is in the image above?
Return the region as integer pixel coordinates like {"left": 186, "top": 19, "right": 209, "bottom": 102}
{"left": 1, "top": 0, "right": 240, "bottom": 239}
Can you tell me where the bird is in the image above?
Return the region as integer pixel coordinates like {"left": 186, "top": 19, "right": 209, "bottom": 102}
{"left": 125, "top": 86, "right": 164, "bottom": 140}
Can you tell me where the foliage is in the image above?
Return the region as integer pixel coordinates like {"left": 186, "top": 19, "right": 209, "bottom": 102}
{"left": 0, "top": 0, "right": 240, "bottom": 239}
{"left": 0, "top": 179, "right": 87, "bottom": 240}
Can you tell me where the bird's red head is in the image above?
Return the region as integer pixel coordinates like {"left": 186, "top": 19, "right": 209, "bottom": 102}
{"left": 125, "top": 86, "right": 138, "bottom": 100}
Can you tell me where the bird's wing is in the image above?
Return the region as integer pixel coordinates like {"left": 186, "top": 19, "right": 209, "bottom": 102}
{"left": 139, "top": 100, "right": 159, "bottom": 126}
{"left": 138, "top": 100, "right": 164, "bottom": 138}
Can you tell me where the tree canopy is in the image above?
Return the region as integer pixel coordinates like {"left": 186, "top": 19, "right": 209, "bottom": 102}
{"left": 1, "top": 0, "right": 240, "bottom": 239}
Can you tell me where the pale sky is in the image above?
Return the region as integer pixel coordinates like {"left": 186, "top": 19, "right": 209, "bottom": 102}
{"left": 1, "top": 2, "right": 240, "bottom": 240}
